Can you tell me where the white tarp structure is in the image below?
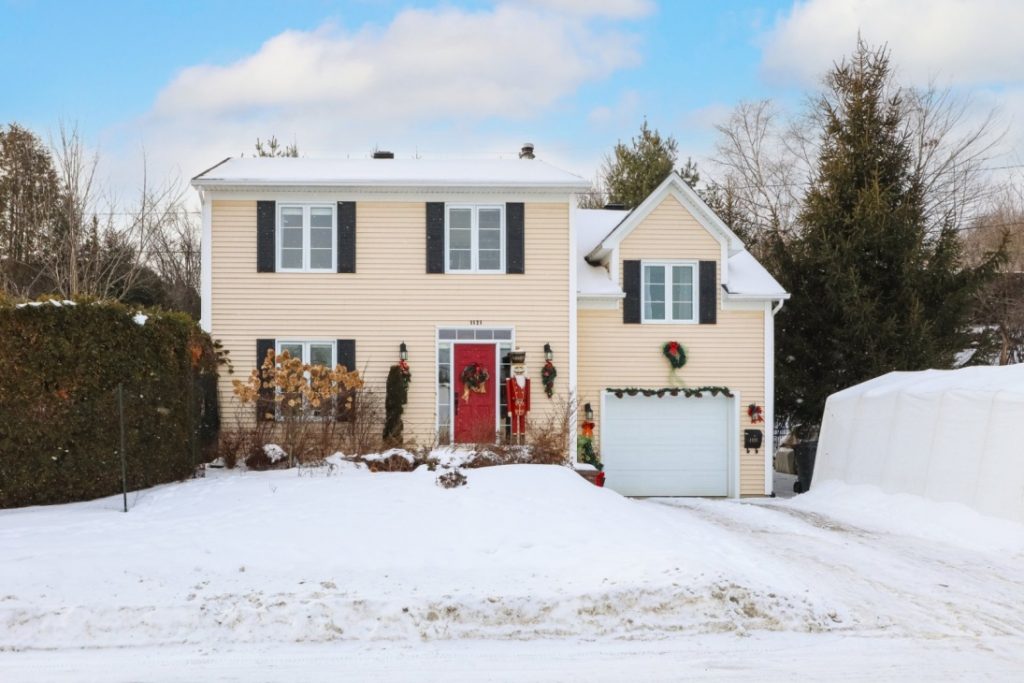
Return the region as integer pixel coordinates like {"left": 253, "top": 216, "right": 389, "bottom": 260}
{"left": 814, "top": 364, "right": 1024, "bottom": 524}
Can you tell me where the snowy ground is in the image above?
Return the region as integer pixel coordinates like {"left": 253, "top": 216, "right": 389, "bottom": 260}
{"left": 2, "top": 461, "right": 1023, "bottom": 681}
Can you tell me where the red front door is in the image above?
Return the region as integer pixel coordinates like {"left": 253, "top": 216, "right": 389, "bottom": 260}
{"left": 453, "top": 343, "right": 497, "bottom": 443}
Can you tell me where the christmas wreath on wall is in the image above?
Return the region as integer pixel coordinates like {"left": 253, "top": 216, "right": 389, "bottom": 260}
{"left": 460, "top": 362, "right": 489, "bottom": 401}
{"left": 662, "top": 341, "right": 687, "bottom": 369}
{"left": 541, "top": 360, "right": 557, "bottom": 398}
{"left": 747, "top": 403, "right": 764, "bottom": 424}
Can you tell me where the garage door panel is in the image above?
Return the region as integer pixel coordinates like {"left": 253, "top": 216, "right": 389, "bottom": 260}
{"left": 601, "top": 394, "right": 731, "bottom": 497}
{"left": 607, "top": 470, "right": 728, "bottom": 497}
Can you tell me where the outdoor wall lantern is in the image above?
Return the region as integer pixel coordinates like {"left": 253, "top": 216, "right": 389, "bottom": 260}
{"left": 399, "top": 341, "right": 408, "bottom": 361}
{"left": 584, "top": 402, "right": 594, "bottom": 421}
{"left": 544, "top": 343, "right": 553, "bottom": 361}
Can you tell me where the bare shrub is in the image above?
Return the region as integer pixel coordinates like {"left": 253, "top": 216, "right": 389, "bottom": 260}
{"left": 525, "top": 393, "right": 575, "bottom": 466}
{"left": 232, "top": 349, "right": 365, "bottom": 465}
{"left": 340, "top": 386, "right": 385, "bottom": 456}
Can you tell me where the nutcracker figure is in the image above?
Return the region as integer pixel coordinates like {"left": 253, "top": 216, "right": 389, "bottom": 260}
{"left": 505, "top": 349, "right": 531, "bottom": 444}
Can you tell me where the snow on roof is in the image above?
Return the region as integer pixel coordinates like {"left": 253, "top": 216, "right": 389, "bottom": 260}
{"left": 192, "top": 157, "right": 590, "bottom": 190}
{"left": 725, "top": 250, "right": 789, "bottom": 299}
{"left": 576, "top": 209, "right": 627, "bottom": 297}
{"left": 575, "top": 210, "right": 788, "bottom": 301}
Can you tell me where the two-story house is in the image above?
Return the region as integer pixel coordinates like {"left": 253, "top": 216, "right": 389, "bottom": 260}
{"left": 192, "top": 151, "right": 788, "bottom": 497}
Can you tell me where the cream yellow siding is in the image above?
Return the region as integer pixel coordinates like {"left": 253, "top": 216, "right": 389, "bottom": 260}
{"left": 577, "top": 194, "right": 768, "bottom": 496}
{"left": 211, "top": 199, "right": 570, "bottom": 444}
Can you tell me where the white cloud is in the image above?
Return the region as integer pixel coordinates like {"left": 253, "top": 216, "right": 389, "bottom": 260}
{"left": 152, "top": 4, "right": 639, "bottom": 121}
{"left": 515, "top": 0, "right": 655, "bottom": 18}
{"left": 110, "top": 2, "right": 643, "bottom": 196}
{"left": 759, "top": 0, "right": 1024, "bottom": 87}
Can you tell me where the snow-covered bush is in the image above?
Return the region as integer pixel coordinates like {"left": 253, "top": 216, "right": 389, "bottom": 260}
{"left": 436, "top": 469, "right": 467, "bottom": 489}
{"left": 244, "top": 443, "right": 289, "bottom": 471}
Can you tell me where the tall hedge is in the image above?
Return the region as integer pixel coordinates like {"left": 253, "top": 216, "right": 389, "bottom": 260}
{"left": 0, "top": 301, "right": 220, "bottom": 508}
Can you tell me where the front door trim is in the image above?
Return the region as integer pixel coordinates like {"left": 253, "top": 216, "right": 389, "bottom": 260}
{"left": 435, "top": 325, "right": 516, "bottom": 441}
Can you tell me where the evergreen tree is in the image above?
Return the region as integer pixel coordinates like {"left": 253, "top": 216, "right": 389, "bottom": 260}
{"left": 678, "top": 157, "right": 700, "bottom": 190}
{"left": 602, "top": 120, "right": 678, "bottom": 208}
{"left": 254, "top": 136, "right": 298, "bottom": 157}
{"left": 0, "top": 124, "right": 60, "bottom": 264}
{"left": 769, "top": 41, "right": 1002, "bottom": 426}
{"left": 383, "top": 364, "right": 409, "bottom": 446}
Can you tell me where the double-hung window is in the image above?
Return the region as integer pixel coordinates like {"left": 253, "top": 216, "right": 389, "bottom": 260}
{"left": 275, "top": 341, "right": 337, "bottom": 419}
{"left": 278, "top": 204, "right": 336, "bottom": 272}
{"left": 446, "top": 205, "right": 504, "bottom": 273}
{"left": 276, "top": 340, "right": 336, "bottom": 367}
{"left": 642, "top": 262, "right": 698, "bottom": 323}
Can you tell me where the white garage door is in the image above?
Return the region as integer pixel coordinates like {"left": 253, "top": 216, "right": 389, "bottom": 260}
{"left": 601, "top": 393, "right": 732, "bottom": 497}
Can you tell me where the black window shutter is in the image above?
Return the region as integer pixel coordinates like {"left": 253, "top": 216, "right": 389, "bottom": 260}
{"left": 699, "top": 260, "right": 717, "bottom": 324}
{"left": 335, "top": 339, "right": 357, "bottom": 422}
{"left": 337, "top": 202, "right": 356, "bottom": 273}
{"left": 255, "top": 338, "right": 276, "bottom": 421}
{"left": 506, "top": 202, "right": 525, "bottom": 274}
{"left": 256, "top": 201, "right": 276, "bottom": 273}
{"left": 426, "top": 202, "right": 445, "bottom": 274}
{"left": 336, "top": 339, "right": 356, "bottom": 372}
{"left": 622, "top": 260, "right": 641, "bottom": 324}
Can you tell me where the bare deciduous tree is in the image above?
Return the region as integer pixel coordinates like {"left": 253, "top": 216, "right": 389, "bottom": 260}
{"left": 964, "top": 185, "right": 1024, "bottom": 365}
{"left": 44, "top": 123, "right": 192, "bottom": 303}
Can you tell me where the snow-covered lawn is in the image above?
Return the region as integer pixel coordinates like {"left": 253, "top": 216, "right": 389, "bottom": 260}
{"left": 2, "top": 461, "right": 1023, "bottom": 681}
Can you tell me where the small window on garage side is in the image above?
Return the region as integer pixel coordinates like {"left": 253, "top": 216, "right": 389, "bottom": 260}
{"left": 642, "top": 262, "right": 698, "bottom": 323}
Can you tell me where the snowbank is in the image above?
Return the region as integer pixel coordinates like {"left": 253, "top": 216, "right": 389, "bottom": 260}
{"left": 789, "top": 481, "right": 1024, "bottom": 554}
{"left": 0, "top": 464, "right": 836, "bottom": 649}
{"left": 2, "top": 461, "right": 1022, "bottom": 658}
{"left": 814, "top": 365, "right": 1024, "bottom": 524}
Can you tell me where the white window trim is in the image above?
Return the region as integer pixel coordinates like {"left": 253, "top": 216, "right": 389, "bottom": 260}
{"left": 275, "top": 340, "right": 337, "bottom": 367}
{"left": 641, "top": 260, "right": 699, "bottom": 324}
{"left": 272, "top": 340, "right": 338, "bottom": 421}
{"left": 277, "top": 204, "right": 337, "bottom": 273}
{"left": 444, "top": 204, "right": 506, "bottom": 274}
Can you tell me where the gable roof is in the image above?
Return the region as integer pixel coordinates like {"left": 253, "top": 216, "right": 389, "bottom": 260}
{"left": 585, "top": 172, "right": 745, "bottom": 264}
{"left": 575, "top": 173, "right": 789, "bottom": 301}
{"left": 191, "top": 157, "right": 590, "bottom": 191}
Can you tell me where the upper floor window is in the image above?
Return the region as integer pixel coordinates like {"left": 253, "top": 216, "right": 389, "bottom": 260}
{"left": 446, "top": 205, "right": 504, "bottom": 273}
{"left": 278, "top": 204, "right": 335, "bottom": 272}
{"left": 642, "top": 262, "right": 698, "bottom": 323}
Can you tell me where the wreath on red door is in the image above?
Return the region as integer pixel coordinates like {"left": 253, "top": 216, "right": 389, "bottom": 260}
{"left": 460, "top": 362, "right": 490, "bottom": 401}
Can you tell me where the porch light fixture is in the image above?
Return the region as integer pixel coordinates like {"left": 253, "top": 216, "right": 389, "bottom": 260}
{"left": 399, "top": 341, "right": 408, "bottom": 361}
{"left": 544, "top": 343, "right": 553, "bottom": 361}
{"left": 584, "top": 403, "right": 594, "bottom": 421}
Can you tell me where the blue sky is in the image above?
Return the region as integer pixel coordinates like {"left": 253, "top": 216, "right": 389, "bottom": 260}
{"left": 1, "top": 0, "right": 1021, "bottom": 193}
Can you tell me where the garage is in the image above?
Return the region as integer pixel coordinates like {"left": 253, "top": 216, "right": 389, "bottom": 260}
{"left": 600, "top": 392, "right": 736, "bottom": 497}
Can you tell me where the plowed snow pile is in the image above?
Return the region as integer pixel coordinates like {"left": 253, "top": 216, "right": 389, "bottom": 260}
{"left": 1, "top": 461, "right": 1022, "bottom": 659}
